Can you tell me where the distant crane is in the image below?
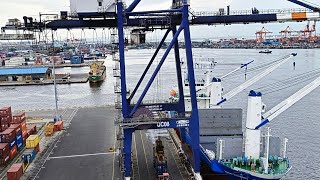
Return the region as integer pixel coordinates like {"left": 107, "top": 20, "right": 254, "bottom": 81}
{"left": 299, "top": 20, "right": 316, "bottom": 40}
{"left": 279, "top": 26, "right": 297, "bottom": 38}
{"left": 279, "top": 26, "right": 299, "bottom": 45}
{"left": 255, "top": 27, "right": 272, "bottom": 44}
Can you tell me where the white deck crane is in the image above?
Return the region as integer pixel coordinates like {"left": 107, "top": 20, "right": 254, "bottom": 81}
{"left": 255, "top": 74, "right": 320, "bottom": 129}
{"left": 178, "top": 53, "right": 297, "bottom": 110}
{"left": 216, "top": 53, "right": 296, "bottom": 106}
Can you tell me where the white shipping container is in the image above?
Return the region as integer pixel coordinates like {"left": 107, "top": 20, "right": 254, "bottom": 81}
{"left": 70, "top": 0, "right": 116, "bottom": 14}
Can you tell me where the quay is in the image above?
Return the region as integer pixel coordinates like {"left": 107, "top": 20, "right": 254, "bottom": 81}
{"left": 0, "top": 107, "right": 191, "bottom": 180}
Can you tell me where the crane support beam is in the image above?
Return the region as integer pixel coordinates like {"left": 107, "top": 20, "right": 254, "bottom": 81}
{"left": 126, "top": 0, "right": 141, "bottom": 12}
{"left": 196, "top": 59, "right": 254, "bottom": 94}
{"left": 216, "top": 54, "right": 295, "bottom": 106}
{"left": 287, "top": 0, "right": 320, "bottom": 12}
{"left": 128, "top": 28, "right": 171, "bottom": 102}
{"left": 40, "top": 11, "right": 320, "bottom": 30}
{"left": 255, "top": 75, "right": 320, "bottom": 129}
{"left": 129, "top": 23, "right": 184, "bottom": 117}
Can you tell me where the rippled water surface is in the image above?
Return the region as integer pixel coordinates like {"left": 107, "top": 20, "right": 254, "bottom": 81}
{"left": 1, "top": 48, "right": 320, "bottom": 179}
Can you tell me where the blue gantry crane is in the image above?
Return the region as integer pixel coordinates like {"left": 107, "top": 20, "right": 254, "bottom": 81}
{"left": 3, "top": 0, "right": 320, "bottom": 179}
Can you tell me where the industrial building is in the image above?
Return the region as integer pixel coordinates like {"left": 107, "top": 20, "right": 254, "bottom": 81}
{"left": 0, "top": 67, "right": 51, "bottom": 82}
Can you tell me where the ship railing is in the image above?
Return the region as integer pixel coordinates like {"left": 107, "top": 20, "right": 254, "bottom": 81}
{"left": 113, "top": 68, "right": 121, "bottom": 77}
{"left": 114, "top": 82, "right": 121, "bottom": 93}
{"left": 194, "top": 8, "right": 313, "bottom": 17}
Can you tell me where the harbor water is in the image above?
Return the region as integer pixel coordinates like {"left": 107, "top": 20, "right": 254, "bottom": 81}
{"left": 1, "top": 48, "right": 320, "bottom": 179}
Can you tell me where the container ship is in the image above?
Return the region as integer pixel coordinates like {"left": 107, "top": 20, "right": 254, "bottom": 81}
{"left": 167, "top": 55, "right": 307, "bottom": 180}
{"left": 88, "top": 61, "right": 106, "bottom": 83}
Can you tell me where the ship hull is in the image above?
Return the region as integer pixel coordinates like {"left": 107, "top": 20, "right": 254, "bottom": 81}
{"left": 211, "top": 160, "right": 289, "bottom": 180}
{"left": 89, "top": 67, "right": 106, "bottom": 83}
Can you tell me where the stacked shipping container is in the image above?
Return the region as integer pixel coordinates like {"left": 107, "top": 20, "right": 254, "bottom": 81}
{"left": 0, "top": 107, "right": 37, "bottom": 168}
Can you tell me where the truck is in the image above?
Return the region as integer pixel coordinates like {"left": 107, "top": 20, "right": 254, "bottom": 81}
{"left": 153, "top": 138, "right": 170, "bottom": 180}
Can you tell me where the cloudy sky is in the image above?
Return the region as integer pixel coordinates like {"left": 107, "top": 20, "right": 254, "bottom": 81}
{"left": 1, "top": 0, "right": 320, "bottom": 40}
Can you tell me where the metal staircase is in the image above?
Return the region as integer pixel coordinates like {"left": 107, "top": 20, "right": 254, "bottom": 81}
{"left": 111, "top": 27, "right": 125, "bottom": 178}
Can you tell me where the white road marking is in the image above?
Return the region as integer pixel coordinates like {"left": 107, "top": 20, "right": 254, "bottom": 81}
{"left": 48, "top": 152, "right": 115, "bottom": 160}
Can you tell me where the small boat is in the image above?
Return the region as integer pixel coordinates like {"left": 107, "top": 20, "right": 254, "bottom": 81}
{"left": 259, "top": 49, "right": 272, "bottom": 54}
{"left": 88, "top": 61, "right": 106, "bottom": 83}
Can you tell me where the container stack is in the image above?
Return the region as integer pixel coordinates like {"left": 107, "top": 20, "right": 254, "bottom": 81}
{"left": 0, "top": 107, "right": 12, "bottom": 132}
{"left": 0, "top": 128, "right": 17, "bottom": 159}
{"left": 0, "top": 106, "right": 33, "bottom": 167}
{"left": 8, "top": 124, "right": 23, "bottom": 152}
{"left": 0, "top": 143, "right": 10, "bottom": 166}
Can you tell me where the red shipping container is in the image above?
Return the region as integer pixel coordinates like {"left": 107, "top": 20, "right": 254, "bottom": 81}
{"left": 9, "top": 146, "right": 17, "bottom": 159}
{"left": 8, "top": 124, "right": 22, "bottom": 135}
{"left": 25, "top": 129, "right": 32, "bottom": 138}
{"left": 34, "top": 143, "right": 40, "bottom": 153}
{"left": 0, "top": 155, "right": 10, "bottom": 166}
{"left": 12, "top": 113, "right": 25, "bottom": 124}
{"left": 0, "top": 124, "right": 9, "bottom": 132}
{"left": 0, "top": 116, "right": 9, "bottom": 124}
{"left": 26, "top": 124, "right": 37, "bottom": 135}
{"left": 54, "top": 121, "right": 63, "bottom": 131}
{"left": 0, "top": 143, "right": 9, "bottom": 159}
{"left": 0, "top": 107, "right": 12, "bottom": 116}
{"left": 7, "top": 163, "right": 23, "bottom": 180}
{"left": 0, "top": 129, "right": 15, "bottom": 143}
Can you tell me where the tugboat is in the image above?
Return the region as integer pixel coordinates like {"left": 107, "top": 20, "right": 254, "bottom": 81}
{"left": 259, "top": 49, "right": 272, "bottom": 54}
{"left": 88, "top": 61, "right": 106, "bottom": 83}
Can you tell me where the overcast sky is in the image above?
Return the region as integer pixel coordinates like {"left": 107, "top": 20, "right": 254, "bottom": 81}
{"left": 1, "top": 0, "right": 320, "bottom": 40}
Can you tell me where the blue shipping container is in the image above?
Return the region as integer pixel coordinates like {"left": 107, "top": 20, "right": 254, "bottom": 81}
{"left": 16, "top": 132, "right": 23, "bottom": 151}
{"left": 16, "top": 132, "right": 22, "bottom": 141}
{"left": 71, "top": 56, "right": 82, "bottom": 64}
{"left": 9, "top": 139, "right": 16, "bottom": 150}
{"left": 17, "top": 142, "right": 23, "bottom": 151}
{"left": 22, "top": 149, "right": 36, "bottom": 164}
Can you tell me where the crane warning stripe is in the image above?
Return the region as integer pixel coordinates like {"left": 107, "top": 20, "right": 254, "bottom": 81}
{"left": 291, "top": 12, "right": 307, "bottom": 20}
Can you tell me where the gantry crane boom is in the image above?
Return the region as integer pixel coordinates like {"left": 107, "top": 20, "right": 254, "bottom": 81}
{"left": 255, "top": 75, "right": 320, "bottom": 129}
{"left": 196, "top": 60, "right": 254, "bottom": 93}
{"left": 216, "top": 53, "right": 296, "bottom": 105}
{"left": 287, "top": 0, "right": 320, "bottom": 12}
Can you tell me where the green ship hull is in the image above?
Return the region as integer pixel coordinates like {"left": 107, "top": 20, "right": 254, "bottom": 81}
{"left": 89, "top": 65, "right": 106, "bottom": 83}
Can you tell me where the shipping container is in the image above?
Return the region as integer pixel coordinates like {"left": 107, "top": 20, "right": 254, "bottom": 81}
{"left": 0, "top": 116, "right": 9, "bottom": 124}
{"left": 0, "top": 128, "right": 15, "bottom": 143}
{"left": 17, "top": 142, "right": 23, "bottom": 152}
{"left": 21, "top": 149, "right": 36, "bottom": 164}
{"left": 9, "top": 146, "right": 17, "bottom": 159}
{"left": 9, "top": 138, "right": 16, "bottom": 150}
{"left": 16, "top": 139, "right": 23, "bottom": 152}
{"left": 54, "top": 121, "right": 63, "bottom": 131}
{"left": 20, "top": 120, "right": 27, "bottom": 138}
{"left": 26, "top": 124, "right": 37, "bottom": 135}
{"left": 8, "top": 124, "right": 22, "bottom": 135}
{"left": 16, "top": 132, "right": 22, "bottom": 141}
{"left": 7, "top": 163, "right": 23, "bottom": 180}
{"left": 12, "top": 112, "right": 25, "bottom": 124}
{"left": 0, "top": 123, "right": 9, "bottom": 132}
{"left": 45, "top": 123, "right": 54, "bottom": 136}
{"left": 26, "top": 135, "right": 39, "bottom": 149}
{"left": 0, "top": 107, "right": 12, "bottom": 116}
{"left": 0, "top": 143, "right": 9, "bottom": 159}
{"left": 0, "top": 155, "right": 10, "bottom": 166}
